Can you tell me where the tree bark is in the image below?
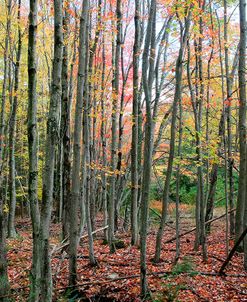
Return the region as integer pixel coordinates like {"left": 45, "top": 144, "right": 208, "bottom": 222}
{"left": 131, "top": 0, "right": 140, "bottom": 246}
{"left": 39, "top": 0, "right": 63, "bottom": 299}
{"left": 69, "top": 0, "right": 89, "bottom": 286}
{"left": 61, "top": 0, "right": 72, "bottom": 240}
{"left": 154, "top": 11, "right": 191, "bottom": 263}
{"left": 236, "top": 0, "right": 247, "bottom": 247}
{"left": 108, "top": 0, "right": 121, "bottom": 253}
{"left": 27, "top": 0, "right": 41, "bottom": 299}
{"left": 238, "top": 0, "right": 247, "bottom": 269}
{"left": 8, "top": 0, "right": 22, "bottom": 238}
{"left": 140, "top": 0, "right": 156, "bottom": 296}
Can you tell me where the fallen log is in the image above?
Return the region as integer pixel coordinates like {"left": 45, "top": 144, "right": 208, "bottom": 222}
{"left": 164, "top": 208, "right": 236, "bottom": 244}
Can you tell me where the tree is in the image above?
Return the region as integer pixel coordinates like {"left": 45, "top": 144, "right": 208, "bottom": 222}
{"left": 39, "top": 0, "right": 63, "bottom": 299}
{"left": 155, "top": 5, "right": 191, "bottom": 263}
{"left": 140, "top": 0, "right": 156, "bottom": 296}
{"left": 0, "top": 1, "right": 12, "bottom": 293}
{"left": 237, "top": 0, "right": 247, "bottom": 269}
{"left": 61, "top": 0, "right": 72, "bottom": 240}
{"left": 131, "top": 0, "right": 140, "bottom": 246}
{"left": 236, "top": 0, "right": 246, "bottom": 249}
{"left": 8, "top": 0, "right": 22, "bottom": 239}
{"left": 27, "top": 0, "right": 40, "bottom": 299}
{"left": 108, "top": 0, "right": 122, "bottom": 253}
{"left": 69, "top": 0, "right": 89, "bottom": 286}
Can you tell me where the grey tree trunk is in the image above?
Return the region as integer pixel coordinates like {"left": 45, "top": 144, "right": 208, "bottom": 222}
{"left": 83, "top": 81, "right": 97, "bottom": 265}
{"left": 131, "top": 0, "right": 140, "bottom": 246}
{"left": 197, "top": 5, "right": 207, "bottom": 260}
{"left": 61, "top": 0, "right": 72, "bottom": 240}
{"left": 140, "top": 0, "right": 156, "bottom": 296}
{"left": 0, "top": 199, "right": 9, "bottom": 300}
{"left": 236, "top": 0, "right": 247, "bottom": 247}
{"left": 205, "top": 47, "right": 239, "bottom": 232}
{"left": 0, "top": 9, "right": 11, "bottom": 287}
{"left": 238, "top": 0, "right": 247, "bottom": 269}
{"left": 175, "top": 89, "right": 183, "bottom": 263}
{"left": 108, "top": 0, "right": 121, "bottom": 253}
{"left": 27, "top": 0, "right": 41, "bottom": 299}
{"left": 82, "top": 13, "right": 97, "bottom": 264}
{"left": 0, "top": 0, "right": 11, "bottom": 172}
{"left": 101, "top": 22, "right": 108, "bottom": 241}
{"left": 217, "top": 10, "right": 229, "bottom": 255}
{"left": 69, "top": 0, "right": 89, "bottom": 286}
{"left": 39, "top": 0, "right": 63, "bottom": 299}
{"left": 154, "top": 13, "right": 191, "bottom": 263}
{"left": 87, "top": 0, "right": 102, "bottom": 237}
{"left": 224, "top": 0, "right": 235, "bottom": 237}
{"left": 8, "top": 0, "right": 22, "bottom": 239}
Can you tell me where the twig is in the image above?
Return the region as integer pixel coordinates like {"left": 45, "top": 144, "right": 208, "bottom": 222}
{"left": 54, "top": 270, "right": 246, "bottom": 292}
{"left": 1, "top": 269, "right": 245, "bottom": 299}
{"left": 219, "top": 226, "right": 247, "bottom": 275}
{"left": 51, "top": 225, "right": 109, "bottom": 255}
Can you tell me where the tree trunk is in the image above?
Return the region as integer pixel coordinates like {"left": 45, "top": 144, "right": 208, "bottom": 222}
{"left": 0, "top": 8, "right": 12, "bottom": 289}
{"left": 27, "top": 0, "right": 41, "bottom": 299}
{"left": 140, "top": 0, "right": 156, "bottom": 296}
{"left": 8, "top": 0, "right": 22, "bottom": 238}
{"left": 69, "top": 0, "right": 89, "bottom": 286}
{"left": 205, "top": 47, "right": 239, "bottom": 232}
{"left": 154, "top": 13, "right": 191, "bottom": 263}
{"left": 238, "top": 0, "right": 247, "bottom": 268}
{"left": 224, "top": 0, "right": 235, "bottom": 237}
{"left": 131, "top": 0, "right": 140, "bottom": 246}
{"left": 39, "top": 0, "right": 63, "bottom": 299}
{"left": 0, "top": 0, "right": 11, "bottom": 173}
{"left": 82, "top": 15, "right": 96, "bottom": 264}
{"left": 101, "top": 20, "right": 108, "bottom": 241}
{"left": 175, "top": 87, "right": 183, "bottom": 262}
{"left": 236, "top": 0, "right": 247, "bottom": 247}
{"left": 61, "top": 0, "right": 72, "bottom": 240}
{"left": 108, "top": 0, "right": 121, "bottom": 253}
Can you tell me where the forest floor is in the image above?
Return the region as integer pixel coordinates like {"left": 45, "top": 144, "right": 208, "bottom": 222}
{"left": 6, "top": 205, "right": 247, "bottom": 302}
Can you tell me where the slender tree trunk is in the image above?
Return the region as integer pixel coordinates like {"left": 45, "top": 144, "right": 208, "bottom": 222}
{"left": 0, "top": 7, "right": 12, "bottom": 288}
{"left": 0, "top": 199, "right": 9, "bottom": 301}
{"left": 236, "top": 0, "right": 246, "bottom": 247}
{"left": 83, "top": 79, "right": 97, "bottom": 266}
{"left": 187, "top": 32, "right": 206, "bottom": 259}
{"left": 27, "top": 0, "right": 41, "bottom": 298}
{"left": 82, "top": 13, "right": 97, "bottom": 264}
{"left": 197, "top": 5, "right": 207, "bottom": 260}
{"left": 217, "top": 10, "right": 230, "bottom": 255}
{"left": 224, "top": 0, "right": 235, "bottom": 237}
{"left": 101, "top": 24, "right": 108, "bottom": 241}
{"left": 140, "top": 0, "right": 156, "bottom": 296}
{"left": 205, "top": 47, "right": 239, "bottom": 232}
{"left": 205, "top": 3, "right": 214, "bottom": 222}
{"left": 7, "top": 0, "right": 22, "bottom": 238}
{"left": 175, "top": 89, "right": 183, "bottom": 262}
{"left": 87, "top": 0, "right": 102, "bottom": 234}
{"left": 238, "top": 0, "right": 247, "bottom": 269}
{"left": 39, "top": 0, "right": 63, "bottom": 299}
{"left": 0, "top": 0, "right": 11, "bottom": 172}
{"left": 69, "top": 0, "right": 89, "bottom": 286}
{"left": 61, "top": 0, "right": 72, "bottom": 240}
{"left": 131, "top": 0, "right": 140, "bottom": 246}
{"left": 108, "top": 0, "right": 121, "bottom": 253}
{"left": 154, "top": 13, "right": 191, "bottom": 263}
